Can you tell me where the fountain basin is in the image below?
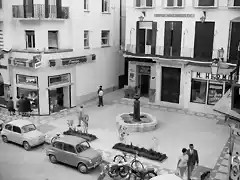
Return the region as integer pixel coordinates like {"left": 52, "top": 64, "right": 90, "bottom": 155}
{"left": 116, "top": 112, "right": 158, "bottom": 132}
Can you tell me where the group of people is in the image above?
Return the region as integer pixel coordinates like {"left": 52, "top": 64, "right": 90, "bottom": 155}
{"left": 7, "top": 96, "right": 32, "bottom": 116}
{"left": 177, "top": 144, "right": 200, "bottom": 180}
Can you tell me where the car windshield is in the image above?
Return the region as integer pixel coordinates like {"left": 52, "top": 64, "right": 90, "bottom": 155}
{"left": 76, "top": 141, "right": 90, "bottom": 153}
{"left": 21, "top": 124, "right": 36, "bottom": 133}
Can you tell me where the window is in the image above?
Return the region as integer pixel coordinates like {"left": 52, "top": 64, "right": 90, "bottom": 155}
{"left": 25, "top": 30, "right": 35, "bottom": 48}
{"left": 101, "top": 30, "right": 110, "bottom": 46}
{"left": 167, "top": 0, "right": 182, "bottom": 7}
{"left": 63, "top": 144, "right": 76, "bottom": 153}
{"left": 0, "top": 0, "right": 2, "bottom": 9}
{"left": 207, "top": 83, "right": 223, "bottom": 105}
{"left": 22, "top": 124, "right": 36, "bottom": 133}
{"left": 135, "top": 0, "right": 153, "bottom": 7}
{"left": 13, "top": 126, "right": 21, "bottom": 134}
{"left": 234, "top": 0, "right": 240, "bottom": 6}
{"left": 84, "top": 31, "right": 89, "bottom": 48}
{"left": 190, "top": 80, "right": 207, "bottom": 104}
{"left": 146, "top": 29, "right": 152, "bottom": 45}
{"left": 53, "top": 142, "right": 63, "bottom": 150}
{"left": 76, "top": 142, "right": 90, "bottom": 153}
{"left": 5, "top": 124, "right": 12, "bottom": 131}
{"left": 102, "top": 0, "right": 110, "bottom": 12}
{"left": 198, "top": 0, "right": 215, "bottom": 6}
{"left": 84, "top": 0, "right": 89, "bottom": 10}
{"left": 48, "top": 31, "right": 58, "bottom": 49}
{"left": 16, "top": 75, "right": 38, "bottom": 86}
{"left": 48, "top": 74, "right": 70, "bottom": 86}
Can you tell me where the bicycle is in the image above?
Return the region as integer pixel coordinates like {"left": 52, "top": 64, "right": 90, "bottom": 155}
{"left": 113, "top": 151, "right": 144, "bottom": 172}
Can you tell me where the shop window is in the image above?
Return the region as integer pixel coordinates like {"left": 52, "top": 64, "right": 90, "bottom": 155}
{"left": 17, "top": 87, "right": 39, "bottom": 115}
{"left": 190, "top": 80, "right": 207, "bottom": 104}
{"left": 25, "top": 30, "right": 35, "bottom": 49}
{"left": 48, "top": 31, "right": 58, "bottom": 49}
{"left": 16, "top": 74, "right": 37, "bottom": 86}
{"left": 207, "top": 83, "right": 223, "bottom": 105}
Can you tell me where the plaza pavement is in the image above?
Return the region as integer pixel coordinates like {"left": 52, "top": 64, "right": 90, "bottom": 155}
{"left": 0, "top": 89, "right": 234, "bottom": 180}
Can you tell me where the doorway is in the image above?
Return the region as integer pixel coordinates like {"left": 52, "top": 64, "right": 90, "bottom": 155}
{"left": 139, "top": 74, "right": 150, "bottom": 97}
{"left": 49, "top": 86, "right": 71, "bottom": 113}
{"left": 161, "top": 67, "right": 181, "bottom": 103}
{"left": 164, "top": 21, "right": 182, "bottom": 56}
{"left": 228, "top": 22, "right": 240, "bottom": 64}
{"left": 194, "top": 22, "right": 215, "bottom": 60}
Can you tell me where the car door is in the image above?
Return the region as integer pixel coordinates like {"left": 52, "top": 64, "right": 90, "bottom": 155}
{"left": 62, "top": 143, "right": 79, "bottom": 166}
{"left": 52, "top": 141, "right": 65, "bottom": 163}
{"left": 12, "top": 126, "right": 23, "bottom": 144}
{"left": 3, "top": 124, "right": 13, "bottom": 141}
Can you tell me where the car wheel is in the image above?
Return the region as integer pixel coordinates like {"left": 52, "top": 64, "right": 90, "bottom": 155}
{"left": 2, "top": 135, "right": 8, "bottom": 143}
{"left": 77, "top": 163, "right": 88, "bottom": 174}
{"left": 23, "top": 141, "right": 31, "bottom": 151}
{"left": 49, "top": 155, "right": 57, "bottom": 164}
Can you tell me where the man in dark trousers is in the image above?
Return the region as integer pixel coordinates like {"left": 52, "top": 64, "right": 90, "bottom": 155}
{"left": 187, "top": 144, "right": 199, "bottom": 180}
{"left": 18, "top": 96, "right": 25, "bottom": 116}
{"left": 97, "top": 86, "right": 104, "bottom": 107}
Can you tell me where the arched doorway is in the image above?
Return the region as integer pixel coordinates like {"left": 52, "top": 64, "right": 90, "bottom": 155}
{"left": 228, "top": 17, "right": 240, "bottom": 64}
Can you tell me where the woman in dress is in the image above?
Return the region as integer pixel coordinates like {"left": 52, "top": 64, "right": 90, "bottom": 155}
{"left": 177, "top": 148, "right": 189, "bottom": 179}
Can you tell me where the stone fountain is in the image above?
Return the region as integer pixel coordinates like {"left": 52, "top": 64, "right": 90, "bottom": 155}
{"left": 116, "top": 95, "right": 158, "bottom": 132}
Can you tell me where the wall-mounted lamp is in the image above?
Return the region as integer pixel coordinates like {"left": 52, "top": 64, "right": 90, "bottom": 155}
{"left": 139, "top": 11, "right": 145, "bottom": 21}
{"left": 218, "top": 48, "right": 224, "bottom": 61}
{"left": 200, "top": 11, "right": 206, "bottom": 23}
{"left": 211, "top": 58, "right": 219, "bottom": 75}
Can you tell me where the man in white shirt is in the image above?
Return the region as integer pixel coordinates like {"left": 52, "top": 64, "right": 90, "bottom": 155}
{"left": 97, "top": 86, "right": 104, "bottom": 107}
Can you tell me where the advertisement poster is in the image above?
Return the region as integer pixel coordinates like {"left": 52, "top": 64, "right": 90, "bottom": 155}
{"left": 207, "top": 83, "right": 223, "bottom": 105}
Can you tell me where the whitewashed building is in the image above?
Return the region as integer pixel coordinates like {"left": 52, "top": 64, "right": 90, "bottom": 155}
{"left": 0, "top": 0, "right": 124, "bottom": 115}
{"left": 123, "top": 0, "right": 240, "bottom": 114}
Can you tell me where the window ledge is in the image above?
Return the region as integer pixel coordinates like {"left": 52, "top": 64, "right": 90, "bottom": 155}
{"left": 228, "top": 6, "right": 240, "bottom": 9}
{"left": 135, "top": 6, "right": 155, "bottom": 9}
{"left": 194, "top": 6, "right": 218, "bottom": 8}
{"left": 101, "top": 45, "right": 110, "bottom": 48}
{"left": 102, "top": 12, "right": 111, "bottom": 14}
{"left": 164, "top": 6, "right": 185, "bottom": 9}
{"left": 84, "top": 46, "right": 90, "bottom": 49}
{"left": 84, "top": 10, "right": 90, "bottom": 12}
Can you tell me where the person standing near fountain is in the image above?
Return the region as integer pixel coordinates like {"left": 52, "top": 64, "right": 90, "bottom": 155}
{"left": 133, "top": 95, "right": 141, "bottom": 121}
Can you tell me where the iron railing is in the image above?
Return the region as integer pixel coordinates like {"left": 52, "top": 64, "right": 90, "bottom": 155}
{"left": 12, "top": 4, "right": 69, "bottom": 19}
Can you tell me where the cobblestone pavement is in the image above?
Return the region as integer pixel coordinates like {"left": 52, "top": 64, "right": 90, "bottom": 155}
{"left": 0, "top": 95, "right": 232, "bottom": 180}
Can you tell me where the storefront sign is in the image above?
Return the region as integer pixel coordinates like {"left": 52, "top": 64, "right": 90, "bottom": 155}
{"left": 138, "top": 65, "right": 151, "bottom": 74}
{"left": 192, "top": 72, "right": 232, "bottom": 81}
{"left": 49, "top": 73, "right": 70, "bottom": 86}
{"left": 154, "top": 14, "right": 195, "bottom": 18}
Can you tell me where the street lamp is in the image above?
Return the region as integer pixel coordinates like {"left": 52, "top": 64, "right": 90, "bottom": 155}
{"left": 211, "top": 59, "right": 219, "bottom": 75}
{"left": 200, "top": 11, "right": 206, "bottom": 23}
{"left": 139, "top": 15, "right": 144, "bottom": 21}
{"left": 218, "top": 47, "right": 224, "bottom": 62}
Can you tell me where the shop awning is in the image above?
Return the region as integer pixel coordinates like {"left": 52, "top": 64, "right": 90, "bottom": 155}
{"left": 213, "top": 90, "right": 240, "bottom": 120}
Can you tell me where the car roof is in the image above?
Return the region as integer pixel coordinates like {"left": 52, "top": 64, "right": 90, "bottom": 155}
{"left": 56, "top": 135, "right": 86, "bottom": 146}
{"left": 7, "top": 120, "right": 33, "bottom": 127}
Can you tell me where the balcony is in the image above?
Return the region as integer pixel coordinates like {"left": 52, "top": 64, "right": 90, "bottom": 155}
{"left": 12, "top": 4, "right": 69, "bottom": 20}
{"left": 125, "top": 44, "right": 220, "bottom": 62}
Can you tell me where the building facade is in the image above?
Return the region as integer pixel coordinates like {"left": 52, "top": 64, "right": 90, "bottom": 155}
{"left": 124, "top": 0, "right": 240, "bottom": 114}
{"left": 0, "top": 0, "right": 124, "bottom": 115}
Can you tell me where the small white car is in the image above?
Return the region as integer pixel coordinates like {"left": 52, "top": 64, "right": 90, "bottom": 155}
{"left": 1, "top": 120, "right": 45, "bottom": 150}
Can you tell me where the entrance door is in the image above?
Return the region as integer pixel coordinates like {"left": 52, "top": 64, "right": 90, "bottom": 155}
{"left": 229, "top": 22, "right": 240, "bottom": 64}
{"left": 161, "top": 67, "right": 181, "bottom": 103}
{"left": 194, "top": 22, "right": 215, "bottom": 60}
{"left": 140, "top": 75, "right": 150, "bottom": 97}
{"left": 164, "top": 21, "right": 182, "bottom": 56}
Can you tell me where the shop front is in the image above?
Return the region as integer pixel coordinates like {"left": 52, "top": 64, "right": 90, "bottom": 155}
{"left": 48, "top": 73, "right": 72, "bottom": 114}
{"left": 185, "top": 65, "right": 235, "bottom": 113}
{"left": 16, "top": 74, "right": 39, "bottom": 115}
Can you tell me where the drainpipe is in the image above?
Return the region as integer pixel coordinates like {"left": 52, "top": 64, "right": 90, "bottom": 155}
{"left": 120, "top": 0, "right": 122, "bottom": 50}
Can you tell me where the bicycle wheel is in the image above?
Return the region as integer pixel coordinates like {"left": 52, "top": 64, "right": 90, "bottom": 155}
{"left": 51, "top": 136, "right": 57, "bottom": 144}
{"left": 113, "top": 155, "right": 127, "bottom": 163}
{"left": 143, "top": 172, "right": 157, "bottom": 179}
{"left": 130, "top": 160, "right": 144, "bottom": 171}
{"left": 119, "top": 165, "right": 130, "bottom": 178}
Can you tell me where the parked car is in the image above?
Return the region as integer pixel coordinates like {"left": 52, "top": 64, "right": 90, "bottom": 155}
{"left": 46, "top": 135, "right": 102, "bottom": 174}
{"left": 1, "top": 120, "right": 45, "bottom": 150}
{"left": 0, "top": 120, "right": 3, "bottom": 131}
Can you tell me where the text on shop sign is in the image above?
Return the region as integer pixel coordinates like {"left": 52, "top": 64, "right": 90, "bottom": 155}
{"left": 154, "top": 14, "right": 195, "bottom": 18}
{"left": 192, "top": 72, "right": 232, "bottom": 81}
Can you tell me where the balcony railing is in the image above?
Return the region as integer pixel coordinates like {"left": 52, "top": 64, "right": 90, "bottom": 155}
{"left": 12, "top": 4, "right": 69, "bottom": 19}
{"left": 125, "top": 44, "right": 220, "bottom": 61}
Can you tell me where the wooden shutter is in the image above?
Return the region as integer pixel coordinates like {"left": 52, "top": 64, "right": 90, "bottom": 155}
{"left": 56, "top": 0, "right": 62, "bottom": 18}
{"left": 45, "top": 0, "right": 49, "bottom": 18}
{"left": 164, "top": 21, "right": 172, "bottom": 56}
{"left": 172, "top": 21, "right": 182, "bottom": 56}
{"left": 146, "top": 29, "right": 152, "bottom": 45}
{"left": 102, "top": 0, "right": 104, "bottom": 12}
{"left": 136, "top": 21, "right": 140, "bottom": 53}
{"left": 151, "top": 22, "right": 157, "bottom": 55}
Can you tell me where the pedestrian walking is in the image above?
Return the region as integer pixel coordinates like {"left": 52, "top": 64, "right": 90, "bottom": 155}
{"left": 81, "top": 114, "right": 89, "bottom": 134}
{"left": 77, "top": 105, "right": 84, "bottom": 126}
{"left": 7, "top": 97, "right": 15, "bottom": 116}
{"left": 18, "top": 96, "right": 24, "bottom": 116}
{"left": 97, "top": 86, "right": 104, "bottom": 107}
{"left": 16, "top": 96, "right": 20, "bottom": 115}
{"left": 176, "top": 148, "right": 189, "bottom": 179}
{"left": 187, "top": 144, "right": 199, "bottom": 180}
